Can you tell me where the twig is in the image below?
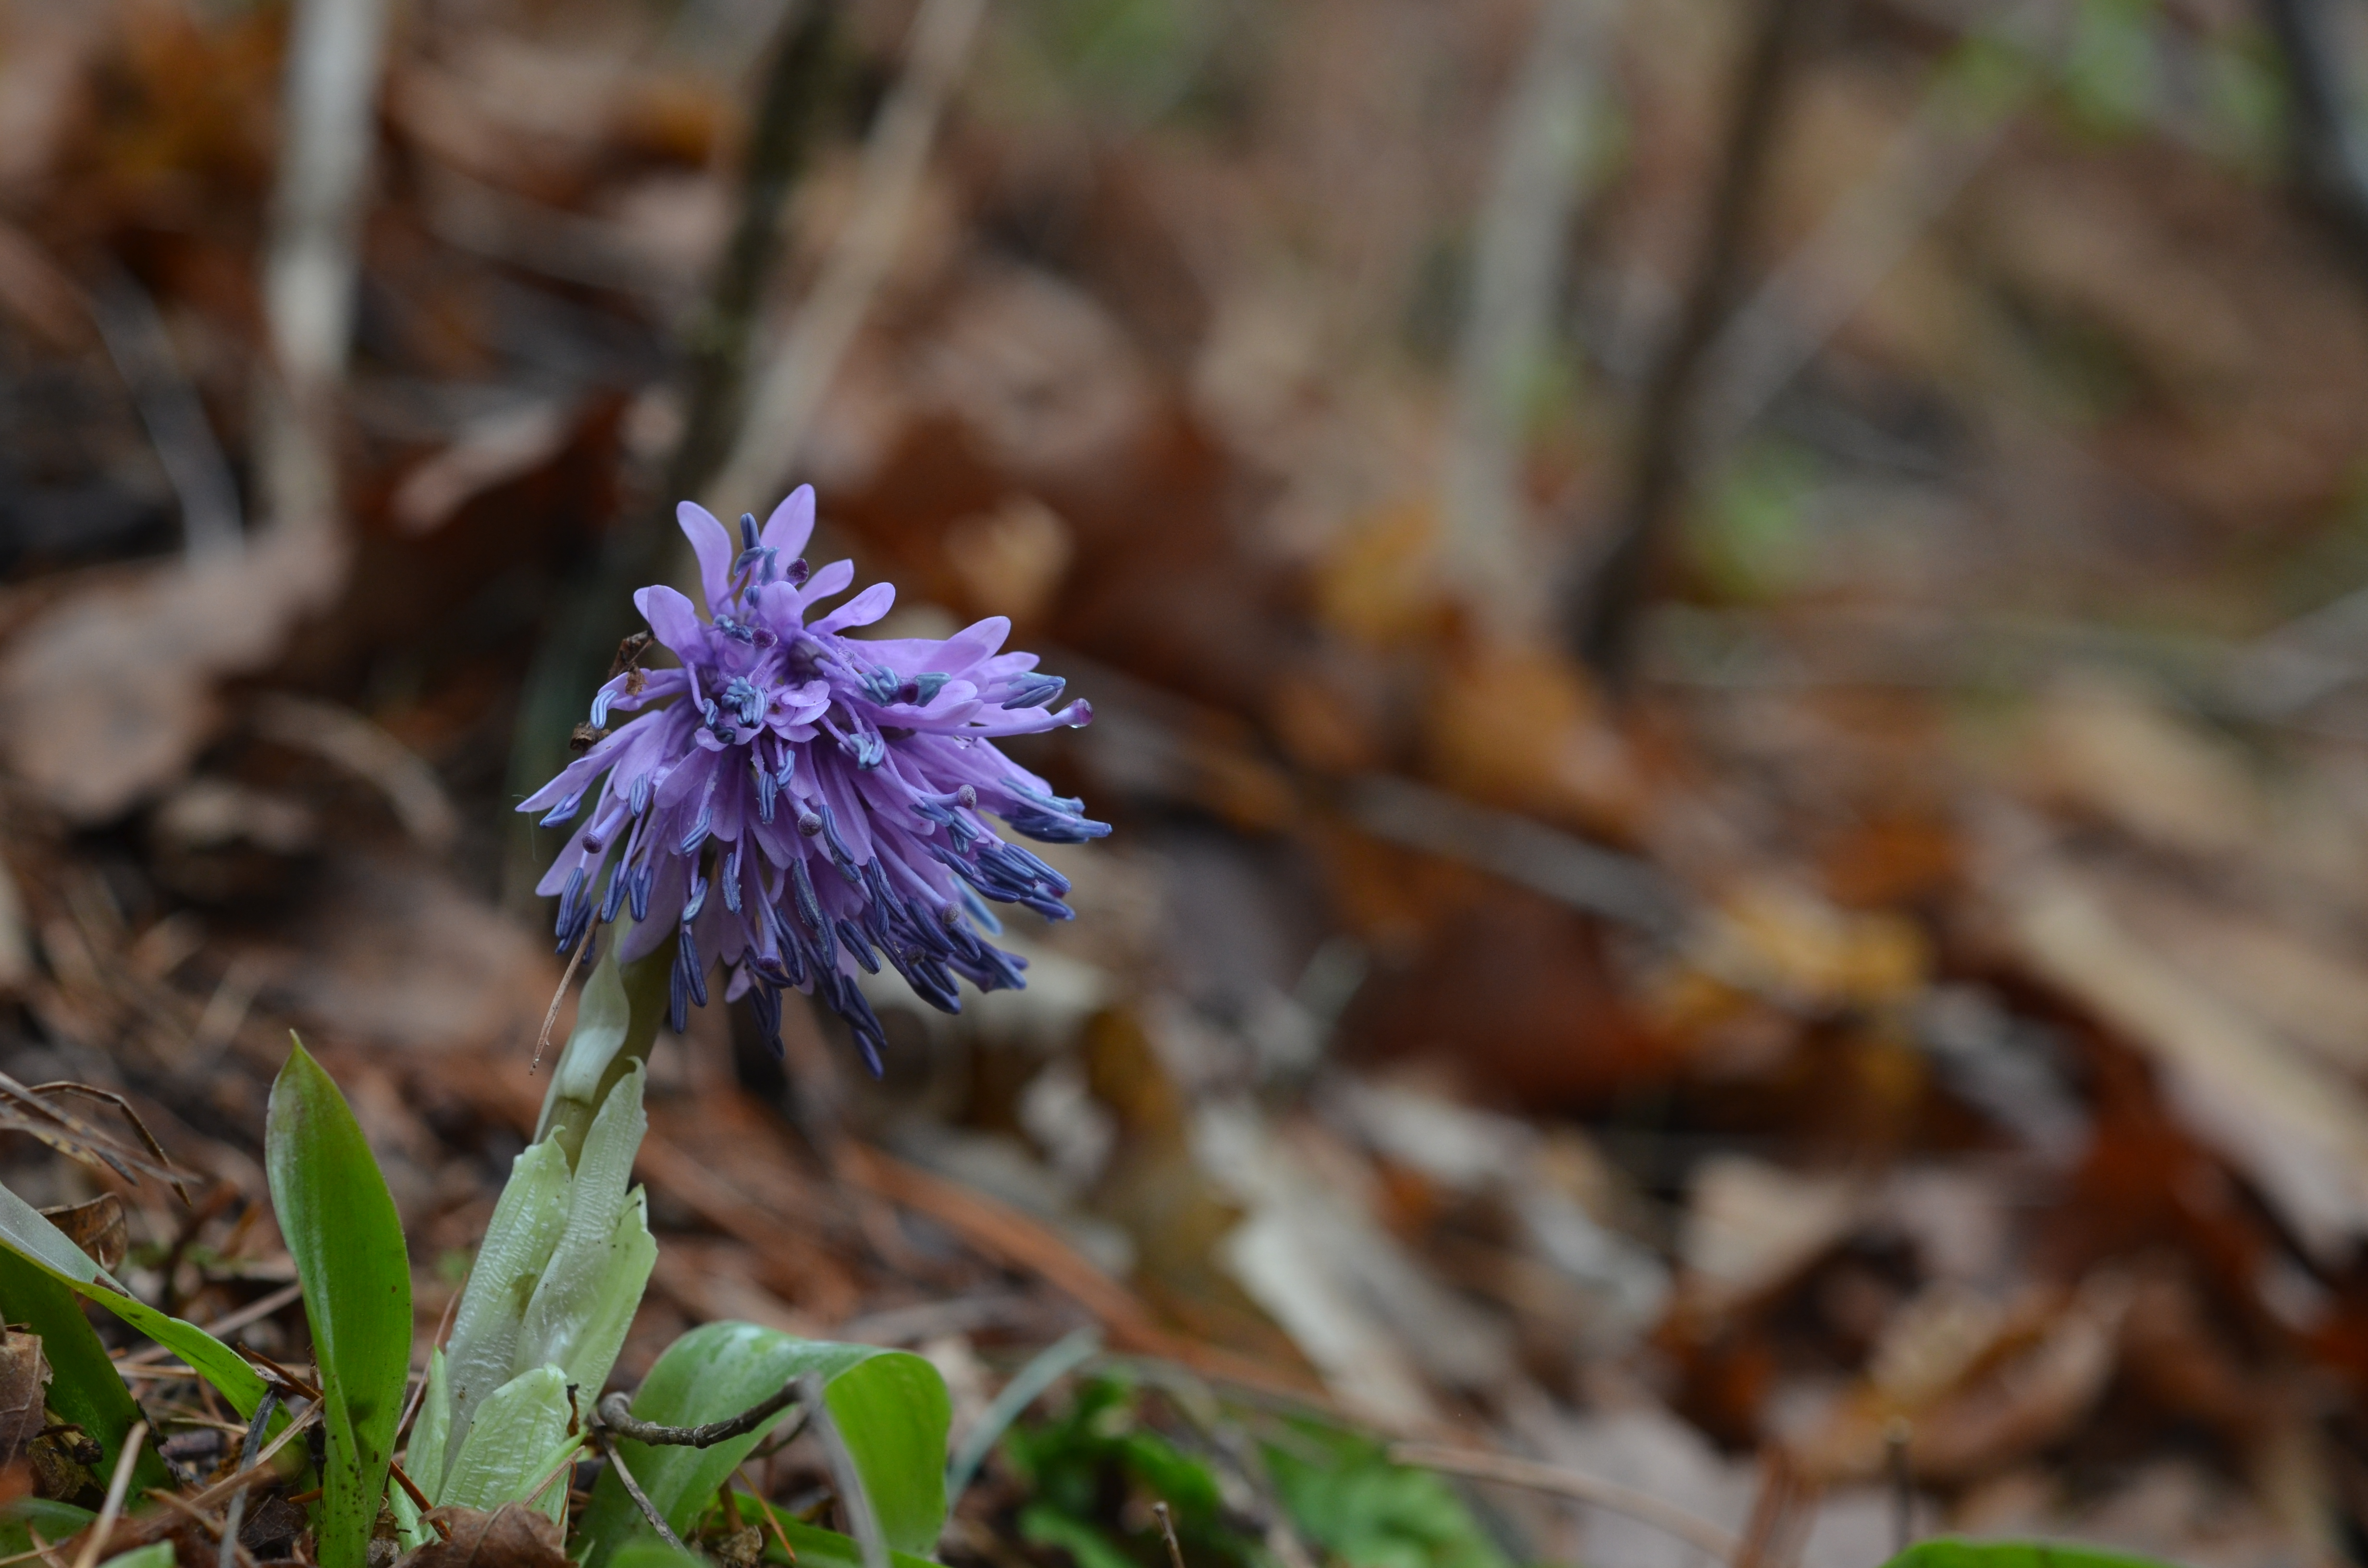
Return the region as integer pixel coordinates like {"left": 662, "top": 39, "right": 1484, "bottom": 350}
{"left": 734, "top": 1466, "right": 799, "bottom": 1565}
{"left": 594, "top": 1381, "right": 805, "bottom": 1450}
{"left": 1689, "top": 17, "right": 2044, "bottom": 463}
{"left": 253, "top": 0, "right": 390, "bottom": 554}
{"left": 1437, "top": 0, "right": 1612, "bottom": 635}
{"left": 500, "top": 0, "right": 843, "bottom": 912}
{"left": 668, "top": 0, "right": 844, "bottom": 508}
{"left": 241, "top": 1348, "right": 324, "bottom": 1402}
{"left": 944, "top": 1328, "right": 1100, "bottom": 1507}
{"left": 1152, "top": 1503, "right": 1187, "bottom": 1568}
{"left": 534, "top": 925, "right": 597, "bottom": 1074}
{"left": 602, "top": 1437, "right": 690, "bottom": 1552}
{"left": 704, "top": 0, "right": 988, "bottom": 513}
{"left": 801, "top": 1372, "right": 888, "bottom": 1568}
{"left": 263, "top": 0, "right": 391, "bottom": 392}
{"left": 1388, "top": 1443, "right": 1741, "bottom": 1564}
{"left": 69, "top": 1420, "right": 146, "bottom": 1568}
{"left": 87, "top": 262, "right": 243, "bottom": 562}
{"left": 387, "top": 1459, "right": 433, "bottom": 1515}
{"left": 218, "top": 1391, "right": 282, "bottom": 1568}
{"left": 1573, "top": 0, "right": 1825, "bottom": 683}
{"left": 2260, "top": 0, "right": 2368, "bottom": 283}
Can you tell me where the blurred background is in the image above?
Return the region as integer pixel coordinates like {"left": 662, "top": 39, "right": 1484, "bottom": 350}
{"left": 2, "top": 0, "right": 2368, "bottom": 1561}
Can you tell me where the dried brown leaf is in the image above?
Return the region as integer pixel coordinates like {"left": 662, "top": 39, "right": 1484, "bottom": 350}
{"left": 398, "top": 1505, "right": 568, "bottom": 1568}
{"left": 36, "top": 1196, "right": 125, "bottom": 1273}
{"left": 0, "top": 1330, "right": 49, "bottom": 1468}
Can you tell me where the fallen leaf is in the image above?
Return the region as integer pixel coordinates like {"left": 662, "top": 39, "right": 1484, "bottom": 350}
{"left": 37, "top": 1195, "right": 125, "bottom": 1272}
{"left": 0, "top": 1330, "right": 48, "bottom": 1468}
{"left": 0, "top": 526, "right": 343, "bottom": 824}
{"left": 398, "top": 1505, "right": 568, "bottom": 1568}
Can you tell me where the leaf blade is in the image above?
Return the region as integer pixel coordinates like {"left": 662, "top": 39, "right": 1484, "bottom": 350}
{"left": 0, "top": 1165, "right": 269, "bottom": 1419}
{"left": 267, "top": 1038, "right": 414, "bottom": 1568}
{"left": 0, "top": 1249, "right": 169, "bottom": 1495}
{"left": 576, "top": 1323, "right": 950, "bottom": 1568}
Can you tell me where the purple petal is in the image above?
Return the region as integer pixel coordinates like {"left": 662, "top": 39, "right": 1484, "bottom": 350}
{"left": 812, "top": 581, "right": 895, "bottom": 634}
{"left": 636, "top": 584, "right": 707, "bottom": 658}
{"left": 761, "top": 486, "right": 816, "bottom": 559}
{"left": 794, "top": 560, "right": 855, "bottom": 616}
{"left": 677, "top": 501, "right": 737, "bottom": 614}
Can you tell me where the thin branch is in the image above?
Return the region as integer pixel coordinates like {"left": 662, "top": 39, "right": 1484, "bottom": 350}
{"left": 602, "top": 1438, "right": 689, "bottom": 1553}
{"left": 501, "top": 0, "right": 843, "bottom": 911}
{"left": 1388, "top": 1443, "right": 1741, "bottom": 1564}
{"left": 87, "top": 261, "right": 244, "bottom": 562}
{"left": 217, "top": 1390, "right": 281, "bottom": 1568}
{"left": 1152, "top": 1503, "right": 1187, "bottom": 1568}
{"left": 704, "top": 0, "right": 988, "bottom": 513}
{"left": 594, "top": 1381, "right": 805, "bottom": 1450}
{"left": 1437, "top": 0, "right": 1613, "bottom": 636}
{"left": 534, "top": 924, "right": 597, "bottom": 1074}
{"left": 668, "top": 0, "right": 845, "bottom": 506}
{"left": 1572, "top": 0, "right": 1824, "bottom": 683}
{"left": 733, "top": 1465, "right": 798, "bottom": 1566}
{"left": 2260, "top": 0, "right": 2368, "bottom": 280}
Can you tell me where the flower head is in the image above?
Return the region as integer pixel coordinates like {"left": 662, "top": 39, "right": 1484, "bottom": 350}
{"left": 520, "top": 488, "right": 1104, "bottom": 1069}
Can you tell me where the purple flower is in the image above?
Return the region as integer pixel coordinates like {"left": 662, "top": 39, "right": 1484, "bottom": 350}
{"left": 520, "top": 487, "right": 1104, "bottom": 1069}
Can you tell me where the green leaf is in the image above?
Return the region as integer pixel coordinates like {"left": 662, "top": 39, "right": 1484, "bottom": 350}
{"left": 438, "top": 1363, "right": 579, "bottom": 1520}
{"left": 0, "top": 1248, "right": 169, "bottom": 1495}
{"left": 1881, "top": 1543, "right": 2186, "bottom": 1568}
{"left": 577, "top": 1323, "right": 951, "bottom": 1568}
{"left": 0, "top": 1495, "right": 91, "bottom": 1559}
{"left": 0, "top": 1180, "right": 269, "bottom": 1419}
{"left": 441, "top": 1139, "right": 570, "bottom": 1479}
{"left": 96, "top": 1543, "right": 176, "bottom": 1568}
{"left": 1265, "top": 1429, "right": 1509, "bottom": 1568}
{"left": 407, "top": 1348, "right": 451, "bottom": 1507}
{"left": 267, "top": 1037, "right": 414, "bottom": 1568}
{"left": 514, "top": 1065, "right": 654, "bottom": 1397}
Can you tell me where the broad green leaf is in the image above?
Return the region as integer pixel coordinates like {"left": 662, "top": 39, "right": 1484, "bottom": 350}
{"left": 0, "top": 1248, "right": 168, "bottom": 1494}
{"left": 268, "top": 1039, "right": 414, "bottom": 1568}
{"left": 439, "top": 1364, "right": 576, "bottom": 1519}
{"left": 515, "top": 1065, "right": 654, "bottom": 1394}
{"left": 442, "top": 1139, "right": 570, "bottom": 1475}
{"left": 0, "top": 1494, "right": 90, "bottom": 1558}
{"left": 0, "top": 1179, "right": 268, "bottom": 1417}
{"left": 577, "top": 1322, "right": 951, "bottom": 1568}
{"left": 407, "top": 1348, "right": 451, "bottom": 1505}
{"left": 96, "top": 1543, "right": 176, "bottom": 1568}
{"left": 1882, "top": 1542, "right": 2185, "bottom": 1568}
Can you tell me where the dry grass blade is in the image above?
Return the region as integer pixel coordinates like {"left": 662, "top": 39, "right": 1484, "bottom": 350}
{"left": 68, "top": 1420, "right": 145, "bottom": 1568}
{"left": 0, "top": 1075, "right": 190, "bottom": 1200}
